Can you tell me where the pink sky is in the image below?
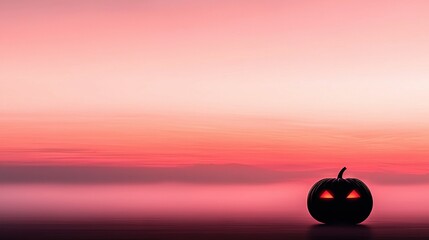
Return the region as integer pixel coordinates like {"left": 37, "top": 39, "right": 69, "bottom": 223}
{"left": 1, "top": 0, "right": 429, "bottom": 174}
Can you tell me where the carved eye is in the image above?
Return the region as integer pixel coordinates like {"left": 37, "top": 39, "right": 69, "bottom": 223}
{"left": 320, "top": 190, "right": 334, "bottom": 199}
{"left": 347, "top": 190, "right": 360, "bottom": 199}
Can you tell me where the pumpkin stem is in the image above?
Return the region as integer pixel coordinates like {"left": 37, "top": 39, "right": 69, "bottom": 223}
{"left": 337, "top": 167, "right": 347, "bottom": 179}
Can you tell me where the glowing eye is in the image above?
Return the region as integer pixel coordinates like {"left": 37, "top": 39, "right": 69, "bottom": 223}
{"left": 320, "top": 190, "right": 334, "bottom": 199}
{"left": 347, "top": 190, "right": 360, "bottom": 199}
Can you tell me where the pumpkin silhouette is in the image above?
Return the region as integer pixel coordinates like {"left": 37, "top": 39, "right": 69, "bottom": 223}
{"left": 307, "top": 167, "right": 373, "bottom": 224}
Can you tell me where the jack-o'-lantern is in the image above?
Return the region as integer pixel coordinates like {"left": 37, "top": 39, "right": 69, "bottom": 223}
{"left": 307, "top": 167, "right": 373, "bottom": 224}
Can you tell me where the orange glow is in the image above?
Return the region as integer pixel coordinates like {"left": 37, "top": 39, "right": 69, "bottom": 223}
{"left": 1, "top": 1, "right": 429, "bottom": 227}
{"left": 347, "top": 190, "right": 360, "bottom": 199}
{"left": 1, "top": 0, "right": 429, "bottom": 174}
{"left": 320, "top": 190, "right": 334, "bottom": 199}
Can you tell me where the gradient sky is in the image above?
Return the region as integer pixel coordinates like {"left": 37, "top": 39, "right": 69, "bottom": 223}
{"left": 2, "top": 0, "right": 429, "bottom": 175}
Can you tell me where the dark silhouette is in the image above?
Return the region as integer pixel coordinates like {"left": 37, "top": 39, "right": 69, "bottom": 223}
{"left": 307, "top": 167, "right": 373, "bottom": 224}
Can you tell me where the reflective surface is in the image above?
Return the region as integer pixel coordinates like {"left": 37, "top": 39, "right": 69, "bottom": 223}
{"left": 0, "top": 183, "right": 428, "bottom": 239}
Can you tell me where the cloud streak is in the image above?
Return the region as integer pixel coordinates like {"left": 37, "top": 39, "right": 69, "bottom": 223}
{"left": 0, "top": 164, "right": 428, "bottom": 185}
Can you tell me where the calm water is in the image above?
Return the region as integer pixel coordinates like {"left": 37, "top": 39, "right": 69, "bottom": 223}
{"left": 0, "top": 182, "right": 428, "bottom": 223}
{"left": 1, "top": 182, "right": 429, "bottom": 239}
